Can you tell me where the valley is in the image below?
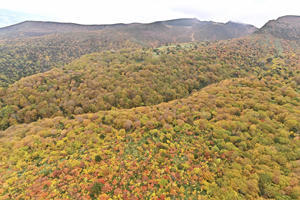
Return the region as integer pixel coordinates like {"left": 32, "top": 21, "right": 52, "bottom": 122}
{"left": 0, "top": 15, "right": 299, "bottom": 199}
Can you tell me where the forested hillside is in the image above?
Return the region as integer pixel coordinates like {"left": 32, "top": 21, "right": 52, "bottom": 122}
{"left": 0, "top": 76, "right": 299, "bottom": 199}
{"left": 0, "top": 18, "right": 256, "bottom": 86}
{"left": 0, "top": 33, "right": 138, "bottom": 86}
{"left": 0, "top": 35, "right": 298, "bottom": 130}
{"left": 0, "top": 15, "right": 299, "bottom": 200}
{"left": 258, "top": 15, "right": 300, "bottom": 40}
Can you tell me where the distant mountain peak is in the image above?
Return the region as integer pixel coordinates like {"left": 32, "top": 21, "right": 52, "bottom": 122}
{"left": 257, "top": 15, "right": 300, "bottom": 40}
{"left": 276, "top": 15, "right": 300, "bottom": 22}
{"left": 0, "top": 18, "right": 257, "bottom": 40}
{"left": 226, "top": 21, "right": 250, "bottom": 26}
{"left": 151, "top": 18, "right": 201, "bottom": 26}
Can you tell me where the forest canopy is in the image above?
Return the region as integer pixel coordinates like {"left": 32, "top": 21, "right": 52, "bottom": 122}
{"left": 0, "top": 35, "right": 298, "bottom": 130}
{"left": 0, "top": 16, "right": 299, "bottom": 200}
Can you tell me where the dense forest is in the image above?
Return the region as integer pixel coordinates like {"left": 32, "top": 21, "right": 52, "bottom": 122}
{"left": 0, "top": 76, "right": 299, "bottom": 199}
{"left": 0, "top": 35, "right": 298, "bottom": 130}
{"left": 0, "top": 18, "right": 257, "bottom": 87}
{"left": 0, "top": 33, "right": 139, "bottom": 86}
{"left": 0, "top": 16, "right": 299, "bottom": 199}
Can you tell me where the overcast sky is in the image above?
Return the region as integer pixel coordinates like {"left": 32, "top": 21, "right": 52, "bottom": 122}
{"left": 0, "top": 0, "right": 299, "bottom": 27}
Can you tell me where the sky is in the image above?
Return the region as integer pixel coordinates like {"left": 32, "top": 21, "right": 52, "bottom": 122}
{"left": 0, "top": 0, "right": 299, "bottom": 28}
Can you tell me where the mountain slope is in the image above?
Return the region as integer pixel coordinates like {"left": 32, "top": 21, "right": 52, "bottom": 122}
{"left": 0, "top": 18, "right": 257, "bottom": 40}
{"left": 0, "top": 76, "right": 299, "bottom": 199}
{"left": 130, "top": 18, "right": 257, "bottom": 42}
{"left": 257, "top": 15, "right": 300, "bottom": 40}
{"left": 0, "top": 20, "right": 125, "bottom": 37}
{"left": 0, "top": 18, "right": 257, "bottom": 87}
{"left": 0, "top": 16, "right": 299, "bottom": 200}
{"left": 1, "top": 35, "right": 298, "bottom": 130}
{"left": 0, "top": 32, "right": 138, "bottom": 86}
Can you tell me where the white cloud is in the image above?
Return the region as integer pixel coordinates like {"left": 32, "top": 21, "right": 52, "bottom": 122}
{"left": 0, "top": 0, "right": 299, "bottom": 27}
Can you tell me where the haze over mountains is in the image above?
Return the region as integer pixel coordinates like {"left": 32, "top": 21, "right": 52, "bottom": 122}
{"left": 0, "top": 14, "right": 299, "bottom": 199}
{"left": 0, "top": 18, "right": 257, "bottom": 40}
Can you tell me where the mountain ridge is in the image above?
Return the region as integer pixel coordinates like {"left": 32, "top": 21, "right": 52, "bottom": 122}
{"left": 0, "top": 17, "right": 258, "bottom": 87}
{"left": 0, "top": 18, "right": 257, "bottom": 39}
{"left": 0, "top": 17, "right": 256, "bottom": 30}
{"left": 0, "top": 14, "right": 299, "bottom": 200}
{"left": 257, "top": 15, "right": 300, "bottom": 40}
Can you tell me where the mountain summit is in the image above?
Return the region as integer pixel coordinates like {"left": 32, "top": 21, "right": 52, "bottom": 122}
{"left": 0, "top": 18, "right": 257, "bottom": 41}
{"left": 257, "top": 15, "right": 300, "bottom": 40}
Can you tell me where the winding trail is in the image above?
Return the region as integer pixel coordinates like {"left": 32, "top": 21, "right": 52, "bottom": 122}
{"left": 191, "top": 32, "right": 195, "bottom": 42}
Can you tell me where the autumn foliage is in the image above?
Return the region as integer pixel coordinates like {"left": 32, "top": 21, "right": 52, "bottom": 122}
{"left": 0, "top": 35, "right": 298, "bottom": 130}
{"left": 0, "top": 24, "right": 299, "bottom": 199}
